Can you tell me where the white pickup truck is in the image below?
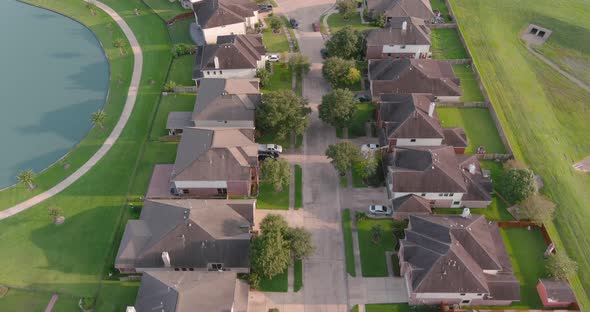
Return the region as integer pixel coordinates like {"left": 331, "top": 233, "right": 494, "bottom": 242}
{"left": 258, "top": 144, "right": 283, "bottom": 154}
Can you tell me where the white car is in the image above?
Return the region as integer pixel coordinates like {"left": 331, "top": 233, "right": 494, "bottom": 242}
{"left": 368, "top": 205, "right": 392, "bottom": 216}
{"left": 268, "top": 54, "right": 280, "bottom": 62}
{"left": 361, "top": 143, "right": 380, "bottom": 150}
{"left": 258, "top": 144, "right": 283, "bottom": 153}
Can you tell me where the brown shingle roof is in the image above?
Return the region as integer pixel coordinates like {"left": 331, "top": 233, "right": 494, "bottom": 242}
{"left": 369, "top": 59, "right": 461, "bottom": 97}
{"left": 366, "top": 17, "right": 431, "bottom": 46}
{"left": 539, "top": 279, "right": 577, "bottom": 303}
{"left": 443, "top": 127, "right": 468, "bottom": 148}
{"left": 194, "top": 0, "right": 257, "bottom": 29}
{"left": 392, "top": 194, "right": 432, "bottom": 213}
{"left": 365, "top": 0, "right": 434, "bottom": 20}
{"left": 194, "top": 35, "right": 266, "bottom": 78}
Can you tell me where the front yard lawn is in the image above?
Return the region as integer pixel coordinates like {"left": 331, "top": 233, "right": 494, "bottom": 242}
{"left": 294, "top": 165, "right": 303, "bottom": 209}
{"left": 431, "top": 28, "right": 469, "bottom": 59}
{"left": 261, "top": 18, "right": 290, "bottom": 53}
{"left": 294, "top": 259, "right": 303, "bottom": 292}
{"left": 257, "top": 181, "right": 290, "bottom": 210}
{"left": 327, "top": 13, "right": 377, "bottom": 33}
{"left": 168, "top": 18, "right": 194, "bottom": 45}
{"left": 342, "top": 209, "right": 356, "bottom": 276}
{"left": 357, "top": 218, "right": 396, "bottom": 277}
{"left": 351, "top": 169, "right": 367, "bottom": 188}
{"left": 168, "top": 55, "right": 195, "bottom": 86}
{"left": 259, "top": 270, "right": 288, "bottom": 292}
{"left": 338, "top": 103, "right": 375, "bottom": 139}
{"left": 262, "top": 63, "right": 292, "bottom": 93}
{"left": 150, "top": 93, "right": 196, "bottom": 139}
{"left": 452, "top": 64, "right": 485, "bottom": 102}
{"left": 436, "top": 107, "right": 506, "bottom": 154}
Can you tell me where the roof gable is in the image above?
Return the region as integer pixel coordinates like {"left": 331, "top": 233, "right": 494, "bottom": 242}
{"left": 379, "top": 93, "right": 444, "bottom": 139}
{"left": 366, "top": 17, "right": 431, "bottom": 46}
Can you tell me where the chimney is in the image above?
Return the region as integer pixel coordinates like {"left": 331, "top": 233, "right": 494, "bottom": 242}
{"left": 428, "top": 102, "right": 436, "bottom": 117}
{"left": 461, "top": 208, "right": 471, "bottom": 218}
{"left": 162, "top": 251, "right": 171, "bottom": 267}
{"left": 126, "top": 307, "right": 137, "bottom": 312}
{"left": 214, "top": 56, "right": 220, "bottom": 69}
{"left": 401, "top": 21, "right": 407, "bottom": 31}
{"left": 468, "top": 163, "right": 476, "bottom": 174}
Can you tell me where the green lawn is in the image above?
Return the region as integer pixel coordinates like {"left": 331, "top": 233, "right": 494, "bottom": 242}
{"left": 0, "top": 289, "right": 50, "bottom": 311}
{"left": 452, "top": 64, "right": 485, "bottom": 102}
{"left": 357, "top": 218, "right": 396, "bottom": 277}
{"left": 168, "top": 55, "right": 195, "bottom": 86}
{"left": 143, "top": 0, "right": 190, "bottom": 21}
{"left": 448, "top": 0, "right": 590, "bottom": 306}
{"left": 536, "top": 42, "right": 590, "bottom": 87}
{"left": 0, "top": 0, "right": 171, "bottom": 302}
{"left": 259, "top": 270, "right": 288, "bottom": 292}
{"left": 51, "top": 296, "right": 80, "bottom": 311}
{"left": 429, "top": 0, "right": 451, "bottom": 22}
{"left": 281, "top": 16, "right": 299, "bottom": 52}
{"left": 340, "top": 176, "right": 348, "bottom": 188}
{"left": 150, "top": 93, "right": 196, "bottom": 139}
{"left": 0, "top": 0, "right": 134, "bottom": 211}
{"left": 257, "top": 182, "right": 290, "bottom": 210}
{"left": 94, "top": 281, "right": 139, "bottom": 312}
{"left": 294, "top": 165, "right": 303, "bottom": 209}
{"left": 168, "top": 18, "right": 194, "bottom": 45}
{"left": 341, "top": 209, "right": 356, "bottom": 277}
{"left": 352, "top": 169, "right": 367, "bottom": 188}
{"left": 327, "top": 13, "right": 377, "bottom": 33}
{"left": 431, "top": 28, "right": 469, "bottom": 59}
{"left": 294, "top": 259, "right": 303, "bottom": 292}
{"left": 351, "top": 305, "right": 359, "bottom": 312}
{"left": 319, "top": 14, "right": 328, "bottom": 35}
{"left": 261, "top": 18, "right": 290, "bottom": 53}
{"left": 366, "top": 304, "right": 439, "bottom": 312}
{"left": 341, "top": 103, "right": 375, "bottom": 139}
{"left": 262, "top": 63, "right": 293, "bottom": 93}
{"left": 436, "top": 107, "right": 506, "bottom": 154}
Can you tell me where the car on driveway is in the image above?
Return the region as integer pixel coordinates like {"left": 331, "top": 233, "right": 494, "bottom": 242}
{"left": 258, "top": 151, "right": 279, "bottom": 161}
{"left": 290, "top": 18, "right": 298, "bottom": 28}
{"left": 268, "top": 54, "right": 280, "bottom": 62}
{"left": 361, "top": 143, "right": 380, "bottom": 151}
{"left": 368, "top": 205, "right": 392, "bottom": 216}
{"left": 312, "top": 22, "right": 320, "bottom": 32}
{"left": 354, "top": 94, "right": 371, "bottom": 102}
{"left": 258, "top": 4, "right": 273, "bottom": 12}
{"left": 259, "top": 143, "right": 283, "bottom": 153}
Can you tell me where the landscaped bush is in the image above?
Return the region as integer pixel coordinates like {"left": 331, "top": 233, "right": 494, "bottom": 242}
{"left": 171, "top": 43, "right": 196, "bottom": 57}
{"left": 163, "top": 80, "right": 177, "bottom": 92}
{"left": 355, "top": 211, "right": 368, "bottom": 222}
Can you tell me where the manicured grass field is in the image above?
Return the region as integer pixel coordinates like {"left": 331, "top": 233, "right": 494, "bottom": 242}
{"left": 351, "top": 305, "right": 359, "bottom": 312}
{"left": 294, "top": 165, "right": 303, "bottom": 209}
{"left": 294, "top": 259, "right": 303, "bottom": 292}
{"left": 143, "top": 0, "right": 190, "bottom": 21}
{"left": 436, "top": 107, "right": 506, "bottom": 154}
{"left": 168, "top": 55, "right": 195, "bottom": 86}
{"left": 429, "top": 0, "right": 451, "bottom": 22}
{"left": 341, "top": 209, "right": 356, "bottom": 276}
{"left": 94, "top": 281, "right": 139, "bottom": 312}
{"left": 431, "top": 28, "right": 469, "bottom": 59}
{"left": 357, "top": 218, "right": 396, "bottom": 277}
{"left": 327, "top": 13, "right": 377, "bottom": 33}
{"left": 351, "top": 169, "right": 367, "bottom": 188}
{"left": 449, "top": 0, "right": 590, "bottom": 306}
{"left": 259, "top": 269, "right": 288, "bottom": 292}
{"left": 343, "top": 103, "right": 375, "bottom": 138}
{"left": 168, "top": 18, "right": 194, "bottom": 45}
{"left": 150, "top": 93, "right": 196, "bottom": 139}
{"left": 261, "top": 18, "right": 290, "bottom": 53}
{"left": 452, "top": 64, "right": 485, "bottom": 102}
{"left": 262, "top": 63, "right": 293, "bottom": 93}
{"left": 0, "top": 0, "right": 171, "bottom": 303}
{"left": 257, "top": 182, "right": 290, "bottom": 210}
{"left": 0, "top": 289, "right": 50, "bottom": 311}
{"left": 536, "top": 42, "right": 590, "bottom": 87}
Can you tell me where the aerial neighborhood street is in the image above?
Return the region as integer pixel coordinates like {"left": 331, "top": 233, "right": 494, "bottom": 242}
{"left": 1, "top": 0, "right": 590, "bottom": 311}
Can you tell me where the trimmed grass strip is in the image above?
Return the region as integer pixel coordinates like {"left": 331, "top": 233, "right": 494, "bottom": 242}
{"left": 259, "top": 270, "right": 288, "bottom": 292}
{"left": 294, "top": 259, "right": 303, "bottom": 292}
{"left": 294, "top": 165, "right": 303, "bottom": 209}
{"left": 341, "top": 209, "right": 356, "bottom": 277}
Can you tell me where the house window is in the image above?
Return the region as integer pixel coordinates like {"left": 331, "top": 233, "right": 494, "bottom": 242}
{"left": 460, "top": 293, "right": 466, "bottom": 296}
{"left": 400, "top": 45, "right": 406, "bottom": 49}
{"left": 439, "top": 193, "right": 443, "bottom": 197}
{"left": 421, "top": 193, "right": 426, "bottom": 197}
{"left": 209, "top": 263, "right": 224, "bottom": 271}
{"left": 220, "top": 70, "right": 223, "bottom": 74}
{"left": 453, "top": 201, "right": 460, "bottom": 206}
{"left": 387, "top": 53, "right": 392, "bottom": 57}
{"left": 207, "top": 71, "right": 210, "bottom": 75}
{"left": 181, "top": 268, "right": 187, "bottom": 271}
{"left": 461, "top": 300, "right": 470, "bottom": 304}
{"left": 213, "top": 71, "right": 216, "bottom": 75}
{"left": 449, "top": 193, "right": 454, "bottom": 196}
{"left": 217, "top": 188, "right": 227, "bottom": 195}
{"left": 410, "top": 139, "right": 416, "bottom": 142}
{"left": 477, "top": 293, "right": 482, "bottom": 296}
{"left": 174, "top": 268, "right": 180, "bottom": 271}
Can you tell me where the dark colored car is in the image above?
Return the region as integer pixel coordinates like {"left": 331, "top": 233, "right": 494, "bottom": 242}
{"left": 290, "top": 18, "right": 298, "bottom": 28}
{"left": 258, "top": 151, "right": 279, "bottom": 161}
{"left": 258, "top": 4, "right": 273, "bottom": 12}
{"left": 312, "top": 22, "right": 320, "bottom": 32}
{"left": 354, "top": 94, "right": 370, "bottom": 102}
{"left": 320, "top": 48, "right": 329, "bottom": 59}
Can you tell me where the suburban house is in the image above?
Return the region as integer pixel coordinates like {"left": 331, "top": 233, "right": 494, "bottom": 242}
{"left": 166, "top": 78, "right": 260, "bottom": 135}
{"left": 537, "top": 279, "right": 577, "bottom": 308}
{"left": 399, "top": 214, "right": 520, "bottom": 306}
{"left": 384, "top": 145, "right": 492, "bottom": 211}
{"left": 363, "top": 0, "right": 435, "bottom": 22}
{"left": 193, "top": 35, "right": 266, "bottom": 81}
{"left": 191, "top": 0, "right": 259, "bottom": 45}
{"left": 115, "top": 198, "right": 255, "bottom": 273}
{"left": 368, "top": 59, "right": 462, "bottom": 101}
{"left": 365, "top": 17, "right": 431, "bottom": 59}
{"left": 377, "top": 93, "right": 468, "bottom": 153}
{"left": 129, "top": 271, "right": 248, "bottom": 312}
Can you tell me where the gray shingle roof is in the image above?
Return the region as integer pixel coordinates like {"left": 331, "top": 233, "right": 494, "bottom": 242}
{"left": 378, "top": 93, "right": 444, "bottom": 141}
{"left": 134, "top": 271, "right": 249, "bottom": 312}
{"left": 167, "top": 112, "right": 195, "bottom": 130}
{"left": 366, "top": 17, "right": 431, "bottom": 46}
{"left": 400, "top": 215, "right": 520, "bottom": 300}
{"left": 194, "top": 35, "right": 265, "bottom": 78}
{"left": 116, "top": 199, "right": 255, "bottom": 269}
{"left": 365, "top": 0, "right": 435, "bottom": 20}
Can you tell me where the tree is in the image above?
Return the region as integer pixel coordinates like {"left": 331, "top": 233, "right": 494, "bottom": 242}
{"left": 326, "top": 26, "right": 364, "bottom": 60}
{"left": 48, "top": 206, "right": 63, "bottom": 221}
{"left": 520, "top": 194, "right": 556, "bottom": 224}
{"left": 498, "top": 168, "right": 537, "bottom": 203}
{"left": 336, "top": 0, "right": 357, "bottom": 19}
{"left": 372, "top": 12, "right": 386, "bottom": 27}
{"left": 17, "top": 169, "right": 36, "bottom": 191}
{"left": 163, "top": 80, "right": 177, "bottom": 92}
{"left": 288, "top": 53, "right": 311, "bottom": 78}
{"left": 319, "top": 89, "right": 359, "bottom": 128}
{"left": 256, "top": 68, "right": 271, "bottom": 87}
{"left": 257, "top": 90, "right": 311, "bottom": 140}
{"left": 113, "top": 38, "right": 125, "bottom": 55}
{"left": 325, "top": 142, "right": 363, "bottom": 176}
{"left": 91, "top": 110, "right": 107, "bottom": 129}
{"left": 322, "top": 57, "right": 360, "bottom": 87}
{"left": 261, "top": 159, "right": 291, "bottom": 192}
{"left": 285, "top": 227, "right": 315, "bottom": 260}
{"left": 268, "top": 15, "right": 282, "bottom": 33}
{"left": 259, "top": 214, "right": 289, "bottom": 235}
{"left": 250, "top": 230, "right": 291, "bottom": 278}
{"left": 371, "top": 224, "right": 383, "bottom": 244}
{"left": 546, "top": 250, "right": 578, "bottom": 280}
{"left": 86, "top": 1, "right": 97, "bottom": 16}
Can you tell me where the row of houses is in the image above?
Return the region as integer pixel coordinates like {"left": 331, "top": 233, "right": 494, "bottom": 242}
{"left": 121, "top": 1, "right": 272, "bottom": 311}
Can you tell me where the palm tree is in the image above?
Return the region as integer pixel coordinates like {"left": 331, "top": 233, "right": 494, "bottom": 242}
{"left": 86, "top": 1, "right": 97, "bottom": 16}
{"left": 113, "top": 38, "right": 125, "bottom": 55}
{"left": 17, "top": 169, "right": 36, "bottom": 191}
{"left": 91, "top": 110, "right": 107, "bottom": 130}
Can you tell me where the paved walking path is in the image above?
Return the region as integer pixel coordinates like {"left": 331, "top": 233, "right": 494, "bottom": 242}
{"left": 526, "top": 43, "right": 590, "bottom": 93}
{"left": 0, "top": 0, "right": 143, "bottom": 220}
{"left": 44, "top": 294, "right": 59, "bottom": 312}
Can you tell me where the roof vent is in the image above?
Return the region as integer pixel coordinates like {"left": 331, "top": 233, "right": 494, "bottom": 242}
{"left": 461, "top": 208, "right": 471, "bottom": 218}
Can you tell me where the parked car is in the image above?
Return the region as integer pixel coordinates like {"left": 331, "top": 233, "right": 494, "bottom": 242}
{"left": 354, "top": 94, "right": 370, "bottom": 102}
{"left": 258, "top": 152, "right": 278, "bottom": 161}
{"left": 258, "top": 4, "right": 273, "bottom": 12}
{"left": 368, "top": 205, "right": 392, "bottom": 216}
{"left": 268, "top": 54, "right": 280, "bottom": 62}
{"left": 258, "top": 144, "right": 283, "bottom": 154}
{"left": 320, "top": 48, "right": 329, "bottom": 59}
{"left": 312, "top": 22, "right": 320, "bottom": 32}
{"left": 290, "top": 18, "right": 298, "bottom": 28}
{"left": 361, "top": 143, "right": 380, "bottom": 150}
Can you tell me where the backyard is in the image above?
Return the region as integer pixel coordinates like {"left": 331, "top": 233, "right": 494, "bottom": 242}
{"left": 168, "top": 54, "right": 195, "bottom": 86}
{"left": 327, "top": 12, "right": 377, "bottom": 33}
{"left": 143, "top": 0, "right": 190, "bottom": 21}
{"left": 449, "top": 0, "right": 590, "bottom": 307}
{"left": 150, "top": 93, "right": 196, "bottom": 139}
{"left": 168, "top": 18, "right": 194, "bottom": 45}
{"left": 452, "top": 64, "right": 485, "bottom": 102}
{"left": 430, "top": 28, "right": 469, "bottom": 59}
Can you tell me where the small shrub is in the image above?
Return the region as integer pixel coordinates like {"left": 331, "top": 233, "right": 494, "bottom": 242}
{"left": 248, "top": 272, "right": 261, "bottom": 289}
{"left": 80, "top": 297, "right": 95, "bottom": 310}
{"left": 163, "top": 81, "right": 177, "bottom": 92}
{"left": 355, "top": 211, "right": 368, "bottom": 222}
{"left": 171, "top": 43, "right": 196, "bottom": 57}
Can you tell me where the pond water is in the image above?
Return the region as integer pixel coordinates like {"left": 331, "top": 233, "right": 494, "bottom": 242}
{"left": 0, "top": 1, "right": 109, "bottom": 189}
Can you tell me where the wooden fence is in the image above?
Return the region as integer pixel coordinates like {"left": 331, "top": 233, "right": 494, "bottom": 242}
{"left": 428, "top": 23, "right": 457, "bottom": 29}
{"left": 476, "top": 153, "right": 513, "bottom": 161}
{"left": 443, "top": 58, "right": 472, "bottom": 65}
{"left": 498, "top": 221, "right": 553, "bottom": 247}
{"left": 437, "top": 101, "right": 487, "bottom": 107}
{"left": 172, "top": 86, "right": 197, "bottom": 93}
{"left": 165, "top": 12, "right": 193, "bottom": 25}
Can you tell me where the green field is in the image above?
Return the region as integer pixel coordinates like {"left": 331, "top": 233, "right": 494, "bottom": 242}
{"left": 168, "top": 55, "right": 195, "bottom": 86}
{"left": 357, "top": 218, "right": 396, "bottom": 277}
{"left": 257, "top": 181, "right": 290, "bottom": 210}
{"left": 0, "top": 0, "right": 172, "bottom": 308}
{"left": 341, "top": 209, "right": 356, "bottom": 276}
{"left": 436, "top": 107, "right": 506, "bottom": 154}
{"left": 294, "top": 165, "right": 303, "bottom": 209}
{"left": 168, "top": 18, "right": 194, "bottom": 45}
{"left": 294, "top": 259, "right": 303, "bottom": 292}
{"left": 150, "top": 93, "right": 196, "bottom": 139}
{"left": 143, "top": 0, "right": 190, "bottom": 21}
{"left": 449, "top": 0, "right": 590, "bottom": 307}
{"left": 431, "top": 28, "right": 469, "bottom": 59}
{"left": 261, "top": 18, "right": 290, "bottom": 53}
{"left": 452, "top": 64, "right": 485, "bottom": 102}
{"left": 259, "top": 269, "right": 288, "bottom": 292}
{"left": 327, "top": 13, "right": 377, "bottom": 33}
